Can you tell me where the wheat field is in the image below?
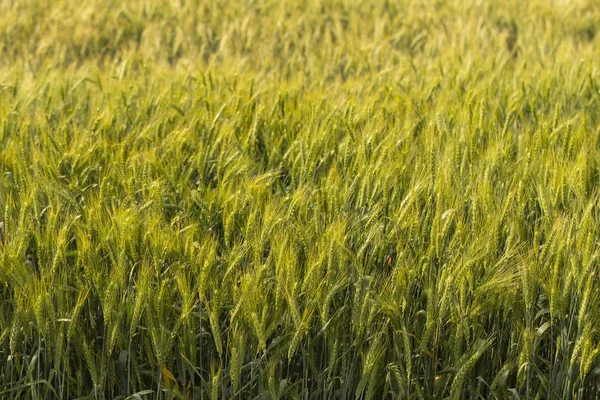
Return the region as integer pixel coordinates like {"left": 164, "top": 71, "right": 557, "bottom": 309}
{"left": 1, "top": 0, "right": 600, "bottom": 398}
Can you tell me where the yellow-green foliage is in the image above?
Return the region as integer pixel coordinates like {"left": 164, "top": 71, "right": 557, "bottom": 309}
{"left": 1, "top": 0, "right": 600, "bottom": 398}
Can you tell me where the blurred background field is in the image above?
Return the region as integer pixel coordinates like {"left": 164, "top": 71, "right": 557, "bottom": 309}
{"left": 1, "top": 0, "right": 600, "bottom": 399}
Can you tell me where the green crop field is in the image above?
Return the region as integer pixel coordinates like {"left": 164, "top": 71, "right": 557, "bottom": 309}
{"left": 1, "top": 0, "right": 600, "bottom": 398}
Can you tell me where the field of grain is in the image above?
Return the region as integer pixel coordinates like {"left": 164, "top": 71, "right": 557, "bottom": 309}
{"left": 1, "top": 0, "right": 600, "bottom": 398}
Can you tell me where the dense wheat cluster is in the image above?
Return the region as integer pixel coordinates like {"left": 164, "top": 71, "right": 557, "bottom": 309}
{"left": 1, "top": 0, "right": 600, "bottom": 398}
